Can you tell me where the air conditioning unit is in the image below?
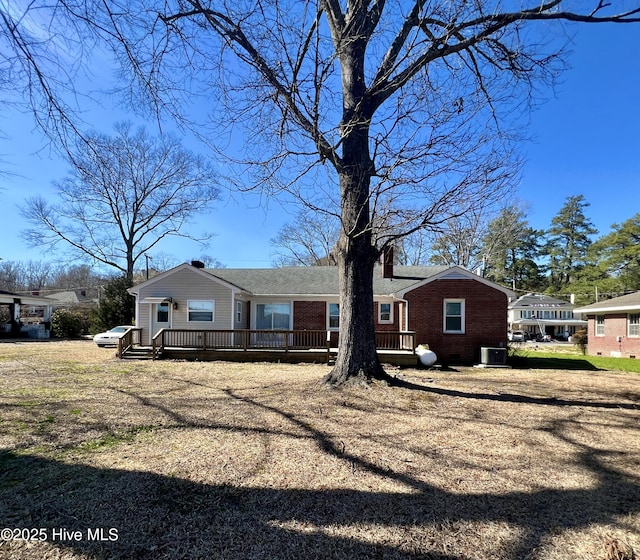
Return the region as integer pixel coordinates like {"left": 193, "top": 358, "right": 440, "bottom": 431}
{"left": 480, "top": 347, "right": 507, "bottom": 366}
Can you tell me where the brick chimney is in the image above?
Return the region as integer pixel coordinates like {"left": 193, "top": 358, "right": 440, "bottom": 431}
{"left": 381, "top": 246, "right": 394, "bottom": 278}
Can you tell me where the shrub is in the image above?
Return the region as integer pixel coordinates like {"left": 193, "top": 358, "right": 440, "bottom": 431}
{"left": 51, "top": 309, "right": 84, "bottom": 338}
{"left": 572, "top": 329, "right": 588, "bottom": 355}
{"left": 507, "top": 344, "right": 529, "bottom": 368}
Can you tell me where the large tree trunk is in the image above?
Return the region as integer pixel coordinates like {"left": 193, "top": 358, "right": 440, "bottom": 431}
{"left": 322, "top": 29, "right": 394, "bottom": 386}
{"left": 323, "top": 146, "right": 393, "bottom": 386}
{"left": 324, "top": 234, "right": 392, "bottom": 386}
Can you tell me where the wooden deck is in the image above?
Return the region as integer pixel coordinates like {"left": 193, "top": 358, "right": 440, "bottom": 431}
{"left": 118, "top": 328, "right": 418, "bottom": 367}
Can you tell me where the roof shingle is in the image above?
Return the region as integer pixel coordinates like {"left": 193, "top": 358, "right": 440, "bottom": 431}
{"left": 573, "top": 291, "right": 640, "bottom": 314}
{"left": 207, "top": 265, "right": 450, "bottom": 296}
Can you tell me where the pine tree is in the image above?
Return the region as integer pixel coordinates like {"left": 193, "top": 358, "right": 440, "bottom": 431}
{"left": 543, "top": 195, "right": 597, "bottom": 290}
{"left": 590, "top": 213, "right": 640, "bottom": 292}
{"left": 481, "top": 207, "right": 544, "bottom": 291}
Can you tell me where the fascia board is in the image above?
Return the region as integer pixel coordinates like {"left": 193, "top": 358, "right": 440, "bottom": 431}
{"left": 391, "top": 265, "right": 515, "bottom": 299}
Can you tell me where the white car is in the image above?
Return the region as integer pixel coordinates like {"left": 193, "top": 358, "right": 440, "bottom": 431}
{"left": 508, "top": 330, "right": 525, "bottom": 342}
{"left": 93, "top": 325, "right": 135, "bottom": 347}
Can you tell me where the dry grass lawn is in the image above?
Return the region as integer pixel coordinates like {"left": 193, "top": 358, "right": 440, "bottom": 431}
{"left": 0, "top": 340, "right": 639, "bottom": 560}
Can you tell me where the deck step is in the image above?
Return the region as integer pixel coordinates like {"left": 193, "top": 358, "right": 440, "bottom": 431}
{"left": 120, "top": 347, "right": 155, "bottom": 360}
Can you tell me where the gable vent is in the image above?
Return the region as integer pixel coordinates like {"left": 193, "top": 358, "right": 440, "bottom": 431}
{"left": 440, "top": 270, "right": 468, "bottom": 280}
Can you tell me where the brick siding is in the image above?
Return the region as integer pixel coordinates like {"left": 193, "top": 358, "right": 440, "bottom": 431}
{"left": 293, "top": 301, "right": 326, "bottom": 330}
{"left": 293, "top": 300, "right": 403, "bottom": 332}
{"left": 404, "top": 279, "right": 508, "bottom": 365}
{"left": 586, "top": 314, "right": 640, "bottom": 358}
{"left": 290, "top": 281, "right": 509, "bottom": 365}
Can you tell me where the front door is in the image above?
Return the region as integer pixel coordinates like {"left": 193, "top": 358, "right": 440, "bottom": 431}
{"left": 151, "top": 302, "right": 171, "bottom": 344}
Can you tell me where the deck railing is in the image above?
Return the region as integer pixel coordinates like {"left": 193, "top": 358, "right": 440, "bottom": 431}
{"left": 117, "top": 327, "right": 142, "bottom": 357}
{"left": 149, "top": 329, "right": 415, "bottom": 359}
{"left": 375, "top": 330, "right": 416, "bottom": 351}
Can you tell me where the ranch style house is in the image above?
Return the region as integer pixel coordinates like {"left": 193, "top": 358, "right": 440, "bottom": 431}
{"left": 126, "top": 259, "right": 514, "bottom": 366}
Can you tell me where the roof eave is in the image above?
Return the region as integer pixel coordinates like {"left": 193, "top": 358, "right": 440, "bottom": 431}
{"left": 573, "top": 304, "right": 640, "bottom": 314}
{"left": 392, "top": 266, "right": 515, "bottom": 299}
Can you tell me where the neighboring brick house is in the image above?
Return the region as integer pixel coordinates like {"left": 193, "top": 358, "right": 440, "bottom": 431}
{"left": 573, "top": 291, "right": 640, "bottom": 358}
{"left": 129, "top": 261, "right": 513, "bottom": 365}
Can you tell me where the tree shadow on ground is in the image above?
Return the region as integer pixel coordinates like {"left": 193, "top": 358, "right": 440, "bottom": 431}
{"left": 1, "top": 383, "right": 639, "bottom": 560}
{"left": 509, "top": 355, "right": 601, "bottom": 371}
{"left": 391, "top": 377, "right": 640, "bottom": 411}
{"left": 0, "top": 443, "right": 638, "bottom": 560}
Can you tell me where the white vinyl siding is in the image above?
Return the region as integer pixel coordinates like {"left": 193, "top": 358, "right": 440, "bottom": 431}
{"left": 136, "top": 268, "right": 234, "bottom": 341}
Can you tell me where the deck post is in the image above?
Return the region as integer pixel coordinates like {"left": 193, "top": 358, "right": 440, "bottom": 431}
{"left": 326, "top": 330, "right": 331, "bottom": 364}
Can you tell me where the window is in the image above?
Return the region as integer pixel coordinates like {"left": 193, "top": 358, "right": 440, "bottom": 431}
{"left": 157, "top": 302, "right": 169, "bottom": 323}
{"left": 236, "top": 301, "right": 243, "bottom": 324}
{"left": 188, "top": 300, "right": 214, "bottom": 322}
{"left": 256, "top": 303, "right": 290, "bottom": 330}
{"left": 328, "top": 303, "right": 340, "bottom": 329}
{"left": 444, "top": 299, "right": 465, "bottom": 333}
{"left": 629, "top": 314, "right": 640, "bottom": 337}
{"left": 379, "top": 302, "right": 392, "bottom": 324}
{"left": 595, "top": 315, "right": 605, "bottom": 336}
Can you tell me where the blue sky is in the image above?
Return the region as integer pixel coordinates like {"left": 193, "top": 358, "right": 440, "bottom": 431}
{"left": 1, "top": 21, "right": 639, "bottom": 270}
{"left": 518, "top": 23, "right": 640, "bottom": 235}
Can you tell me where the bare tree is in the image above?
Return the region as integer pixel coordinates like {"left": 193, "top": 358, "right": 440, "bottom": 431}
{"left": 422, "top": 208, "right": 491, "bottom": 271}
{"left": 49, "top": 263, "right": 104, "bottom": 291}
{"left": 0, "top": 1, "right": 95, "bottom": 151}
{"left": 71, "top": 1, "right": 640, "bottom": 385}
{"left": 0, "top": 260, "right": 24, "bottom": 292}
{"left": 21, "top": 122, "right": 220, "bottom": 280}
{"left": 271, "top": 212, "right": 340, "bottom": 266}
{"left": 0, "top": 260, "right": 52, "bottom": 293}
{"left": 20, "top": 260, "right": 55, "bottom": 293}
{"left": 389, "top": 233, "right": 428, "bottom": 266}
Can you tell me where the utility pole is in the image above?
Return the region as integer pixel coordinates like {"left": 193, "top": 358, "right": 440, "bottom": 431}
{"left": 145, "top": 254, "right": 152, "bottom": 280}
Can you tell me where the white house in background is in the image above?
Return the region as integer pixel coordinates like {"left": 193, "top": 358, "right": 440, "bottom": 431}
{"left": 508, "top": 293, "right": 587, "bottom": 341}
{"left": 0, "top": 290, "right": 55, "bottom": 339}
